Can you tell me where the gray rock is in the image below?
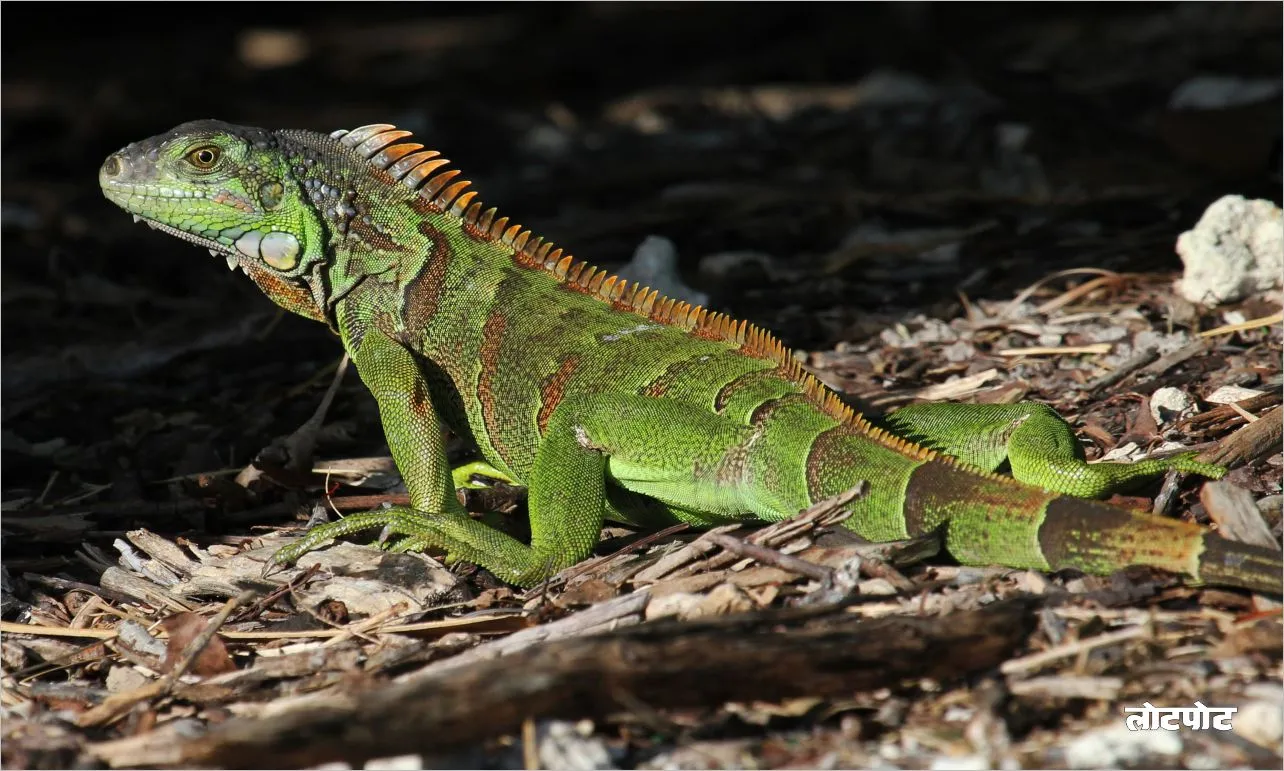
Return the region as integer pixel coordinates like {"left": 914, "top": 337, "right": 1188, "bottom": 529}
{"left": 1175, "top": 195, "right": 1283, "bottom": 307}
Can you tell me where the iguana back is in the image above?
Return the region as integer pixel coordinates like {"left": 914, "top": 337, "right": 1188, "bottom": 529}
{"left": 99, "top": 121, "right": 1282, "bottom": 593}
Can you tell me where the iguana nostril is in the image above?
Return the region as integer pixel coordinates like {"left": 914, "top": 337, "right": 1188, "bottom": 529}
{"left": 102, "top": 155, "right": 121, "bottom": 177}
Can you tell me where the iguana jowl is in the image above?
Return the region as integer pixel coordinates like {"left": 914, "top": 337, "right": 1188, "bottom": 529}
{"left": 99, "top": 120, "right": 1282, "bottom": 593}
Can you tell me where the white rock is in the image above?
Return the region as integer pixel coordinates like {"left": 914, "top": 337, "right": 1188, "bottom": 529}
{"left": 538, "top": 720, "right": 617, "bottom": 771}
{"left": 1150, "top": 387, "right": 1198, "bottom": 425}
{"left": 1175, "top": 195, "right": 1283, "bottom": 307}
{"left": 1205, "top": 385, "right": 1265, "bottom": 404}
{"left": 1064, "top": 723, "right": 1182, "bottom": 769}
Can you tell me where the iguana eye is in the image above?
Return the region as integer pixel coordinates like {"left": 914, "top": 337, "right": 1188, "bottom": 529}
{"left": 187, "top": 146, "right": 220, "bottom": 169}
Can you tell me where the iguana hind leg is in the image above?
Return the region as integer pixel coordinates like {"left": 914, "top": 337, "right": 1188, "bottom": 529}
{"left": 883, "top": 401, "right": 1224, "bottom": 498}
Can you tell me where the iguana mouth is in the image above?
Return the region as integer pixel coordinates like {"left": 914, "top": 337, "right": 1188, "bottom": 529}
{"left": 100, "top": 174, "right": 242, "bottom": 270}
{"left": 129, "top": 214, "right": 243, "bottom": 271}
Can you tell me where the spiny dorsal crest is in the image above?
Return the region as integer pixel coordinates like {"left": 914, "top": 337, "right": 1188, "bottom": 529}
{"left": 325, "top": 123, "right": 957, "bottom": 462}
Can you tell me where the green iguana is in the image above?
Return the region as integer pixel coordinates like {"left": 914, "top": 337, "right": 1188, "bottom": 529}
{"left": 98, "top": 120, "right": 1282, "bottom": 593}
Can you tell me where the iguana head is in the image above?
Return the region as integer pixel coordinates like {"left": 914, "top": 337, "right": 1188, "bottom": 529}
{"left": 99, "top": 120, "right": 328, "bottom": 271}
{"left": 100, "top": 120, "right": 341, "bottom": 320}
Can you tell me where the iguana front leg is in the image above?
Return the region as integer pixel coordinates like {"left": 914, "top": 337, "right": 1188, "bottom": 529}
{"left": 274, "top": 327, "right": 610, "bottom": 585}
{"left": 271, "top": 329, "right": 574, "bottom": 583}
{"left": 271, "top": 327, "right": 513, "bottom": 568}
{"left": 882, "top": 402, "right": 1225, "bottom": 498}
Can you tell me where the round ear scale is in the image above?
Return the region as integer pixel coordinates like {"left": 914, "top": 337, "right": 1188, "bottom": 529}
{"left": 328, "top": 123, "right": 941, "bottom": 454}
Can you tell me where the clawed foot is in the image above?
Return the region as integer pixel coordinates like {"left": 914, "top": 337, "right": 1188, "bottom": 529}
{"left": 270, "top": 507, "right": 445, "bottom": 567}
{"left": 268, "top": 503, "right": 565, "bottom": 588}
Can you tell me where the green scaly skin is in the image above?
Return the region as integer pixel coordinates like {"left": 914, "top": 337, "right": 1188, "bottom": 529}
{"left": 99, "top": 121, "right": 1282, "bottom": 593}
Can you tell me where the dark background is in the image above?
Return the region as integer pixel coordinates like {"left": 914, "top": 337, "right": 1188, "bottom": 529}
{"left": 2, "top": 3, "right": 1280, "bottom": 536}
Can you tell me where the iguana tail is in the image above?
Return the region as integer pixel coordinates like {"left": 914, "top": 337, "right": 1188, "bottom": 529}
{"left": 1005, "top": 495, "right": 1283, "bottom": 594}
{"left": 851, "top": 455, "right": 1282, "bottom": 593}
